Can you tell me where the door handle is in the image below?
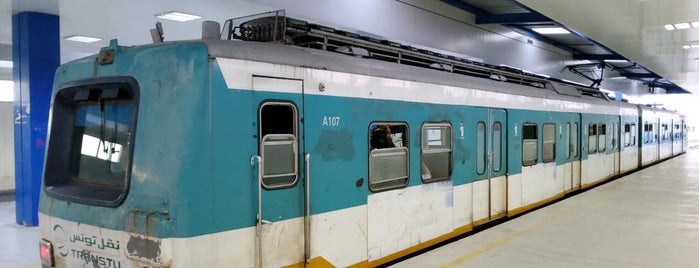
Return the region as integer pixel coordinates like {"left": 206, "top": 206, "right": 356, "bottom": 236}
{"left": 260, "top": 219, "right": 272, "bottom": 225}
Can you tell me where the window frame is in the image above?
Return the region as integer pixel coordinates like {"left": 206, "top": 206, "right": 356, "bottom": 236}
{"left": 476, "top": 121, "right": 487, "bottom": 175}
{"left": 598, "top": 123, "right": 606, "bottom": 153}
{"left": 259, "top": 102, "right": 299, "bottom": 189}
{"left": 571, "top": 122, "right": 579, "bottom": 158}
{"left": 542, "top": 123, "right": 556, "bottom": 163}
{"left": 368, "top": 122, "right": 410, "bottom": 192}
{"left": 588, "top": 123, "right": 597, "bottom": 154}
{"left": 492, "top": 122, "right": 503, "bottom": 172}
{"left": 43, "top": 76, "right": 140, "bottom": 208}
{"left": 522, "top": 123, "right": 538, "bottom": 166}
{"left": 420, "top": 122, "right": 453, "bottom": 183}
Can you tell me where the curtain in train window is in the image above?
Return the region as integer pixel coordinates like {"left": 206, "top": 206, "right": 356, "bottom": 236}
{"left": 369, "top": 122, "right": 409, "bottom": 191}
{"left": 476, "top": 122, "right": 486, "bottom": 174}
{"left": 543, "top": 123, "right": 555, "bottom": 163}
{"left": 588, "top": 124, "right": 597, "bottom": 154}
{"left": 259, "top": 102, "right": 298, "bottom": 189}
{"left": 522, "top": 123, "right": 537, "bottom": 166}
{"left": 598, "top": 124, "right": 606, "bottom": 152}
{"left": 421, "top": 123, "right": 452, "bottom": 182}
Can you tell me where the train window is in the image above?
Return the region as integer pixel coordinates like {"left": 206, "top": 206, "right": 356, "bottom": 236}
{"left": 493, "top": 122, "right": 502, "bottom": 172}
{"left": 675, "top": 124, "right": 681, "bottom": 139}
{"left": 624, "top": 123, "right": 631, "bottom": 147}
{"left": 662, "top": 124, "right": 669, "bottom": 141}
{"left": 644, "top": 123, "right": 654, "bottom": 143}
{"left": 571, "top": 123, "right": 579, "bottom": 158}
{"left": 476, "top": 122, "right": 486, "bottom": 174}
{"left": 588, "top": 124, "right": 597, "bottom": 154}
{"left": 369, "top": 122, "right": 409, "bottom": 191}
{"left": 542, "top": 123, "right": 556, "bottom": 163}
{"left": 259, "top": 102, "right": 298, "bottom": 188}
{"left": 421, "top": 123, "right": 452, "bottom": 182}
{"left": 611, "top": 123, "right": 617, "bottom": 150}
{"left": 522, "top": 123, "right": 538, "bottom": 166}
{"left": 565, "top": 123, "right": 571, "bottom": 159}
{"left": 598, "top": 124, "right": 606, "bottom": 153}
{"left": 630, "top": 123, "right": 636, "bottom": 146}
{"left": 43, "top": 77, "right": 139, "bottom": 207}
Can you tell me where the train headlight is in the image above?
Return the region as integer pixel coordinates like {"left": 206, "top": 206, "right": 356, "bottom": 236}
{"left": 40, "top": 239, "right": 54, "bottom": 267}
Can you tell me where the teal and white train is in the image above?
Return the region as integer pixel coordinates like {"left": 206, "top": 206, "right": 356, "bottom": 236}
{"left": 38, "top": 13, "right": 686, "bottom": 268}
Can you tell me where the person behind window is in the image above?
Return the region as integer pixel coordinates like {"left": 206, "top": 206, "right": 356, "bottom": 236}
{"left": 371, "top": 124, "right": 395, "bottom": 149}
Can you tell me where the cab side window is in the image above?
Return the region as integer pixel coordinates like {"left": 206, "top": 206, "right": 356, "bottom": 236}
{"left": 522, "top": 123, "right": 538, "bottom": 166}
{"left": 259, "top": 102, "right": 298, "bottom": 189}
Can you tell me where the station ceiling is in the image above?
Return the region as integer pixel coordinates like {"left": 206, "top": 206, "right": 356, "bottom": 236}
{"left": 0, "top": 0, "right": 696, "bottom": 96}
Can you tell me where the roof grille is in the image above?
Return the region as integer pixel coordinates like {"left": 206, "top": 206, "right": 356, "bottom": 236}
{"left": 221, "top": 10, "right": 605, "bottom": 96}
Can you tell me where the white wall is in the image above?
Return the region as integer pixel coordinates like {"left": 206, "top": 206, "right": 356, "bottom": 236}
{"left": 0, "top": 101, "right": 14, "bottom": 192}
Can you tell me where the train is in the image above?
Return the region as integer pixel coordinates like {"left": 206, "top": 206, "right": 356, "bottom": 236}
{"left": 38, "top": 12, "right": 686, "bottom": 268}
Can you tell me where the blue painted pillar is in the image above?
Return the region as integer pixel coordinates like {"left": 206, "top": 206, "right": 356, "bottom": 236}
{"left": 12, "top": 12, "right": 59, "bottom": 226}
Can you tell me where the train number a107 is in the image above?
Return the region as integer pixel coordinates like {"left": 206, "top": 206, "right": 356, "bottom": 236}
{"left": 322, "top": 116, "right": 341, "bottom": 127}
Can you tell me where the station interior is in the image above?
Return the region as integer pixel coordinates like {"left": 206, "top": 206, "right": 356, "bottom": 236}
{"left": 2, "top": 0, "right": 699, "bottom": 267}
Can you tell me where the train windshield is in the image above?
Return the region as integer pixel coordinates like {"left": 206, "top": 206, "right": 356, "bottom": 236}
{"left": 44, "top": 77, "right": 139, "bottom": 207}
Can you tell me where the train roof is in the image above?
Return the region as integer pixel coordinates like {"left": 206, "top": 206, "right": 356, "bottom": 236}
{"left": 204, "top": 39, "right": 638, "bottom": 110}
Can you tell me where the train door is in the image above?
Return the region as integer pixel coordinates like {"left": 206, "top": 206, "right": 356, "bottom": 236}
{"left": 570, "top": 114, "right": 581, "bottom": 190}
{"left": 251, "top": 76, "right": 307, "bottom": 267}
{"left": 613, "top": 119, "right": 621, "bottom": 175}
{"left": 488, "top": 109, "right": 507, "bottom": 220}
{"left": 656, "top": 118, "right": 661, "bottom": 159}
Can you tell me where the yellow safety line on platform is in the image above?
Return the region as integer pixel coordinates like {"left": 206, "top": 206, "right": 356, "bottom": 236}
{"left": 439, "top": 179, "right": 629, "bottom": 268}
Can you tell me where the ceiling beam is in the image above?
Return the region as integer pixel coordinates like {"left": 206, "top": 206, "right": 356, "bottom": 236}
{"left": 572, "top": 54, "right": 625, "bottom": 61}
{"left": 476, "top": 12, "right": 552, "bottom": 24}
{"left": 623, "top": 73, "right": 659, "bottom": 79}
{"left": 440, "top": 0, "right": 489, "bottom": 17}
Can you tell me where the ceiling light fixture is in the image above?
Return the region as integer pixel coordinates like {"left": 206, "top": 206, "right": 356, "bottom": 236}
{"left": 674, "top": 23, "right": 691, "bottom": 30}
{"left": 684, "top": 45, "right": 692, "bottom": 49}
{"left": 155, "top": 11, "right": 201, "bottom": 22}
{"left": 0, "top": 60, "right": 12, "bottom": 69}
{"left": 692, "top": 22, "right": 699, "bottom": 28}
{"left": 604, "top": 59, "right": 628, "bottom": 63}
{"left": 531, "top": 27, "right": 570, "bottom": 35}
{"left": 64, "top": 35, "right": 102, "bottom": 43}
{"left": 691, "top": 44, "right": 699, "bottom": 49}
{"left": 664, "top": 24, "right": 676, "bottom": 30}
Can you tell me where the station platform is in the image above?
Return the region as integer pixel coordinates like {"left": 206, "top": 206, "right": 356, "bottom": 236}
{"left": 392, "top": 151, "right": 699, "bottom": 267}
{"left": 1, "top": 152, "right": 697, "bottom": 268}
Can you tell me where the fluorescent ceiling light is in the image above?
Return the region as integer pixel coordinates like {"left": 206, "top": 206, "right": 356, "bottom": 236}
{"left": 692, "top": 22, "right": 699, "bottom": 28}
{"left": 532, "top": 27, "right": 570, "bottom": 35}
{"left": 604, "top": 59, "right": 628, "bottom": 63}
{"left": 64, "top": 35, "right": 102, "bottom": 43}
{"left": 155, "top": 11, "right": 201, "bottom": 22}
{"left": 692, "top": 44, "right": 699, "bottom": 49}
{"left": 0, "top": 60, "right": 12, "bottom": 69}
{"left": 684, "top": 45, "right": 692, "bottom": 49}
{"left": 664, "top": 24, "right": 676, "bottom": 30}
{"left": 674, "top": 23, "right": 691, "bottom": 30}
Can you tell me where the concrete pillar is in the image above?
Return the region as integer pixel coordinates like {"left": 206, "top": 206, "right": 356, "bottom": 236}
{"left": 12, "top": 12, "right": 59, "bottom": 226}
